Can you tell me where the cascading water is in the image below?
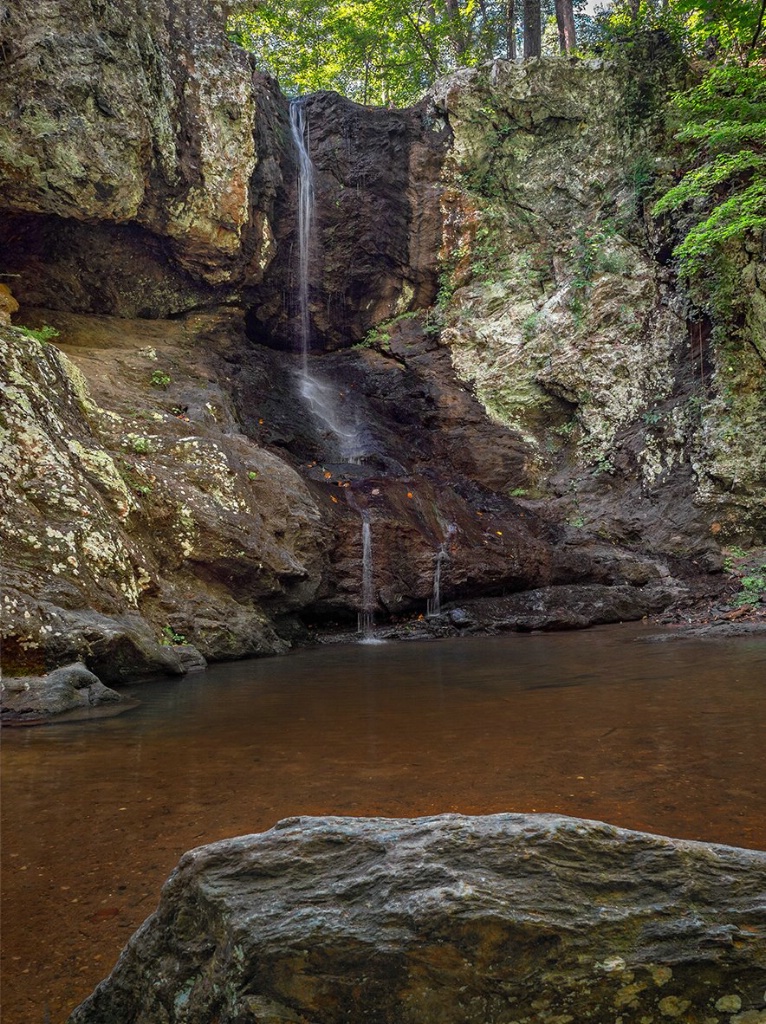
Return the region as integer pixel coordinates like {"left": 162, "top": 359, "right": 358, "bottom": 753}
{"left": 426, "top": 545, "right": 447, "bottom": 618}
{"left": 427, "top": 525, "right": 455, "bottom": 618}
{"left": 358, "top": 513, "right": 378, "bottom": 641}
{"left": 289, "top": 99, "right": 314, "bottom": 371}
{"left": 289, "top": 98, "right": 365, "bottom": 464}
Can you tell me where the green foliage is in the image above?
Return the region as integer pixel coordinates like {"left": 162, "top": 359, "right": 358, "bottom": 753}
{"left": 150, "top": 369, "right": 172, "bottom": 389}
{"left": 247, "top": 470, "right": 259, "bottom": 480}
{"left": 732, "top": 566, "right": 766, "bottom": 607}
{"left": 15, "top": 324, "right": 60, "bottom": 343}
{"left": 161, "top": 625, "right": 187, "bottom": 645}
{"left": 355, "top": 311, "right": 420, "bottom": 351}
{"left": 653, "top": 65, "right": 766, "bottom": 277}
{"left": 228, "top": 0, "right": 479, "bottom": 107}
{"left": 521, "top": 312, "right": 540, "bottom": 342}
{"left": 230, "top": 0, "right": 593, "bottom": 107}
{"left": 125, "top": 434, "right": 151, "bottom": 455}
{"left": 567, "top": 223, "right": 624, "bottom": 320}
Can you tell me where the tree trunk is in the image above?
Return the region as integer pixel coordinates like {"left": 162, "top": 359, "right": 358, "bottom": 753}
{"left": 523, "top": 0, "right": 540, "bottom": 57}
{"left": 506, "top": 0, "right": 516, "bottom": 59}
{"left": 554, "top": 0, "right": 576, "bottom": 52}
{"left": 444, "top": 0, "right": 469, "bottom": 56}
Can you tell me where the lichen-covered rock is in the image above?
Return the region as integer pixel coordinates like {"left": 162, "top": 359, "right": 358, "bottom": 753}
{"left": 431, "top": 58, "right": 766, "bottom": 549}
{"left": 68, "top": 813, "right": 766, "bottom": 1024}
{"left": 0, "top": 313, "right": 328, "bottom": 675}
{"left": 1, "top": 661, "right": 125, "bottom": 723}
{"left": 0, "top": 0, "right": 286, "bottom": 311}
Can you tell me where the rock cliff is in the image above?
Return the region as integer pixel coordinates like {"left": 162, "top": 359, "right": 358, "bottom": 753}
{"left": 69, "top": 813, "right": 766, "bottom": 1024}
{"left": 2, "top": 0, "right": 765, "bottom": 697}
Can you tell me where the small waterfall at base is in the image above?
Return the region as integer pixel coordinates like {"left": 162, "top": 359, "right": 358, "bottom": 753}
{"left": 289, "top": 97, "right": 366, "bottom": 465}
{"left": 358, "top": 514, "right": 382, "bottom": 643}
{"left": 426, "top": 545, "right": 448, "bottom": 618}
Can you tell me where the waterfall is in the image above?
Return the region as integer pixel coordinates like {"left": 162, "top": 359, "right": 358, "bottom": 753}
{"left": 289, "top": 97, "right": 365, "bottom": 464}
{"left": 426, "top": 545, "right": 448, "bottom": 618}
{"left": 358, "top": 514, "right": 376, "bottom": 640}
{"left": 289, "top": 99, "right": 314, "bottom": 371}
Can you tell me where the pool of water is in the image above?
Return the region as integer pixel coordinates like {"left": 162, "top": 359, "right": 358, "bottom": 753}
{"left": 2, "top": 624, "right": 765, "bottom": 1023}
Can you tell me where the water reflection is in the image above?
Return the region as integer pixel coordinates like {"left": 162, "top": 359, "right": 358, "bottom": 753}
{"left": 2, "top": 624, "right": 765, "bottom": 1023}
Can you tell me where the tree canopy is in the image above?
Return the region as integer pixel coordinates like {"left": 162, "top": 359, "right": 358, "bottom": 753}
{"left": 228, "top": 0, "right": 766, "bottom": 298}
{"left": 227, "top": 0, "right": 589, "bottom": 106}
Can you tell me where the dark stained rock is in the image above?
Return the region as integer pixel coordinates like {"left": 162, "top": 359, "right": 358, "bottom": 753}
{"left": 248, "top": 92, "right": 450, "bottom": 353}
{"left": 172, "top": 644, "right": 208, "bottom": 672}
{"left": 68, "top": 813, "right": 766, "bottom": 1024}
{"left": 463, "top": 582, "right": 682, "bottom": 632}
{"left": 1, "top": 661, "right": 126, "bottom": 723}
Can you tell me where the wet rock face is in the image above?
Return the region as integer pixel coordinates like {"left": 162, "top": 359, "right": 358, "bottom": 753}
{"left": 248, "top": 92, "right": 450, "bottom": 353}
{"left": 0, "top": 0, "right": 286, "bottom": 312}
{"left": 69, "top": 813, "right": 766, "bottom": 1024}
{"left": 228, "top": 315, "right": 678, "bottom": 626}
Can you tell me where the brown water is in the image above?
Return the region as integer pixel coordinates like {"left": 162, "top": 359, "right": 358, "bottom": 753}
{"left": 2, "top": 624, "right": 765, "bottom": 1023}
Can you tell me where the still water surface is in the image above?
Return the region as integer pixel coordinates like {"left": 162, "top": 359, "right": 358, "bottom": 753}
{"left": 2, "top": 625, "right": 765, "bottom": 1023}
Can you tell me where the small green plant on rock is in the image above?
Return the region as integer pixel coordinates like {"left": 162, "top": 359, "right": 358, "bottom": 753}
{"left": 127, "top": 435, "right": 151, "bottom": 455}
{"left": 16, "top": 324, "right": 60, "bottom": 343}
{"left": 247, "top": 470, "right": 259, "bottom": 481}
{"left": 161, "top": 625, "right": 187, "bottom": 645}
{"left": 150, "top": 369, "right": 171, "bottom": 389}
{"left": 732, "top": 568, "right": 766, "bottom": 608}
{"left": 642, "top": 409, "right": 663, "bottom": 426}
{"left": 521, "top": 312, "right": 540, "bottom": 343}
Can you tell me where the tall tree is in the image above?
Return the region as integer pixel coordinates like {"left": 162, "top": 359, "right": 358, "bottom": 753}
{"left": 523, "top": 0, "right": 541, "bottom": 56}
{"left": 506, "top": 0, "right": 517, "bottom": 58}
{"left": 554, "top": 0, "right": 576, "bottom": 51}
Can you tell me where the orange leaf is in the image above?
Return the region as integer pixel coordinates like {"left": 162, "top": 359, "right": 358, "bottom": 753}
{"left": 407, "top": 491, "right": 413, "bottom": 499}
{"left": 331, "top": 496, "right": 338, "bottom": 503}
{"left": 324, "top": 471, "right": 332, "bottom": 479}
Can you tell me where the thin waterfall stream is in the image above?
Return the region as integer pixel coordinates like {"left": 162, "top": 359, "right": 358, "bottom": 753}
{"left": 358, "top": 512, "right": 379, "bottom": 642}
{"left": 289, "top": 98, "right": 365, "bottom": 464}
{"left": 427, "top": 545, "right": 447, "bottom": 618}
{"left": 289, "top": 99, "right": 314, "bottom": 371}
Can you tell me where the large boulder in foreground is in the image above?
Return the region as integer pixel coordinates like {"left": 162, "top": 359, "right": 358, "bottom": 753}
{"left": 70, "top": 814, "right": 766, "bottom": 1024}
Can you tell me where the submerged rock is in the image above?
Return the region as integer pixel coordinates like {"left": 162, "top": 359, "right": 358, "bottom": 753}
{"left": 1, "top": 661, "right": 126, "bottom": 724}
{"left": 69, "top": 813, "right": 766, "bottom": 1024}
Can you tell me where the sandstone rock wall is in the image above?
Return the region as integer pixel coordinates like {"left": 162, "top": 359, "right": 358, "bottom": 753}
{"left": 431, "top": 58, "right": 766, "bottom": 549}
{"left": 0, "top": 0, "right": 286, "bottom": 312}
{"left": 0, "top": 313, "right": 328, "bottom": 678}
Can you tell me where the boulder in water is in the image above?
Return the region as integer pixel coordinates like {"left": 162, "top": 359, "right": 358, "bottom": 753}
{"left": 69, "top": 813, "right": 766, "bottom": 1023}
